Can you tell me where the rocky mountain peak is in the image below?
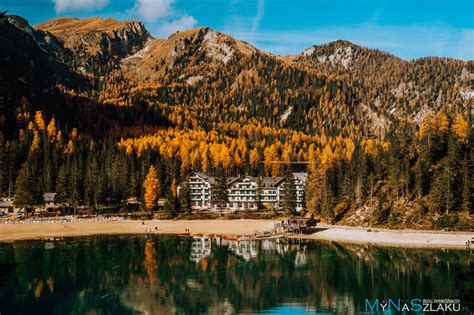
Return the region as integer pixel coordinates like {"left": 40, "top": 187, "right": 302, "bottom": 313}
{"left": 166, "top": 26, "right": 258, "bottom": 63}
{"left": 35, "top": 17, "right": 151, "bottom": 73}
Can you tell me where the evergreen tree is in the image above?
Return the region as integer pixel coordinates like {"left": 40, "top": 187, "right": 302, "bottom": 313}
{"left": 414, "top": 137, "right": 432, "bottom": 197}
{"left": 84, "top": 154, "right": 99, "bottom": 207}
{"left": 461, "top": 166, "right": 471, "bottom": 213}
{"left": 255, "top": 176, "right": 263, "bottom": 211}
{"left": 321, "top": 169, "right": 336, "bottom": 222}
{"left": 211, "top": 167, "right": 228, "bottom": 215}
{"left": 306, "top": 166, "right": 325, "bottom": 215}
{"left": 178, "top": 176, "right": 192, "bottom": 212}
{"left": 42, "top": 134, "right": 54, "bottom": 192}
{"left": 55, "top": 163, "right": 69, "bottom": 205}
{"left": 164, "top": 192, "right": 179, "bottom": 218}
{"left": 110, "top": 153, "right": 129, "bottom": 202}
{"left": 69, "top": 158, "right": 81, "bottom": 212}
{"left": 444, "top": 135, "right": 461, "bottom": 213}
{"left": 281, "top": 170, "right": 297, "bottom": 216}
{"left": 429, "top": 171, "right": 445, "bottom": 214}
{"left": 95, "top": 163, "right": 106, "bottom": 207}
{"left": 14, "top": 161, "right": 42, "bottom": 212}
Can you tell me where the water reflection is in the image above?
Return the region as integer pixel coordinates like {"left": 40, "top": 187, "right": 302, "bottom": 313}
{"left": 0, "top": 235, "right": 471, "bottom": 314}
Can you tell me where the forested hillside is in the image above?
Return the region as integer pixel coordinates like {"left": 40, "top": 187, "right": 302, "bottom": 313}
{"left": 291, "top": 41, "right": 474, "bottom": 138}
{"left": 0, "top": 15, "right": 472, "bottom": 229}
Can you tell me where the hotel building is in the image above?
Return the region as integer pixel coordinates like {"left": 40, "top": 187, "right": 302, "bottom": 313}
{"left": 178, "top": 172, "right": 307, "bottom": 212}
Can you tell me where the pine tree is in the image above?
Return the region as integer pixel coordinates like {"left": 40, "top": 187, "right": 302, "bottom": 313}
{"left": 281, "top": 170, "right": 296, "bottom": 216}
{"left": 444, "top": 135, "right": 461, "bottom": 213}
{"left": 461, "top": 167, "right": 471, "bottom": 213}
{"left": 42, "top": 133, "right": 54, "bottom": 193}
{"left": 14, "top": 161, "right": 42, "bottom": 212}
{"left": 255, "top": 176, "right": 263, "bottom": 211}
{"left": 306, "top": 166, "right": 325, "bottom": 215}
{"left": 178, "top": 176, "right": 191, "bottom": 212}
{"left": 429, "top": 171, "right": 445, "bottom": 214}
{"left": 211, "top": 167, "right": 228, "bottom": 215}
{"left": 95, "top": 162, "right": 106, "bottom": 207}
{"left": 321, "top": 169, "right": 336, "bottom": 222}
{"left": 414, "top": 137, "right": 431, "bottom": 197}
{"left": 56, "top": 163, "right": 69, "bottom": 206}
{"left": 84, "top": 154, "right": 99, "bottom": 207}
{"left": 69, "top": 158, "right": 81, "bottom": 212}
{"left": 164, "top": 192, "right": 179, "bottom": 218}
{"left": 110, "top": 153, "right": 129, "bottom": 202}
{"left": 143, "top": 165, "right": 160, "bottom": 212}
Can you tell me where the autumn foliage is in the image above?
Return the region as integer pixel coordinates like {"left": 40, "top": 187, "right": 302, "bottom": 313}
{"left": 143, "top": 166, "right": 160, "bottom": 211}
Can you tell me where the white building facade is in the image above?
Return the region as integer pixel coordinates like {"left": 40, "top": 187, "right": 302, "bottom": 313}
{"left": 178, "top": 172, "right": 307, "bottom": 212}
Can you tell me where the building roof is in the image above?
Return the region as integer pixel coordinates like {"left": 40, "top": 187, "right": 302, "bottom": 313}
{"left": 261, "top": 177, "right": 285, "bottom": 189}
{"left": 293, "top": 173, "right": 308, "bottom": 184}
{"left": 184, "top": 172, "right": 308, "bottom": 189}
{"left": 194, "top": 172, "right": 216, "bottom": 185}
{"left": 0, "top": 199, "right": 13, "bottom": 208}
{"left": 227, "top": 175, "right": 257, "bottom": 186}
{"left": 43, "top": 193, "right": 57, "bottom": 202}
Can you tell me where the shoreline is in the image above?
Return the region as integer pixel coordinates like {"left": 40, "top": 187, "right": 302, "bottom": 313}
{"left": 0, "top": 219, "right": 472, "bottom": 249}
{"left": 297, "top": 224, "right": 472, "bottom": 249}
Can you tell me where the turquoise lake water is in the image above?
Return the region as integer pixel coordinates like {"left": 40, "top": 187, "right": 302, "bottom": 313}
{"left": 0, "top": 235, "right": 472, "bottom": 314}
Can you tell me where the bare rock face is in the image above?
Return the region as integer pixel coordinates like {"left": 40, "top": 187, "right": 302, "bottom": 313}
{"left": 35, "top": 17, "right": 151, "bottom": 73}
{"left": 166, "top": 27, "right": 258, "bottom": 64}
{"left": 120, "top": 26, "right": 260, "bottom": 83}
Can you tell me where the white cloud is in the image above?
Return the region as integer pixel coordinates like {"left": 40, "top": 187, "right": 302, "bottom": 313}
{"left": 156, "top": 15, "right": 197, "bottom": 37}
{"left": 132, "top": 0, "right": 175, "bottom": 23}
{"left": 53, "top": 0, "right": 109, "bottom": 13}
{"left": 130, "top": 0, "right": 198, "bottom": 38}
{"left": 251, "top": 0, "right": 265, "bottom": 33}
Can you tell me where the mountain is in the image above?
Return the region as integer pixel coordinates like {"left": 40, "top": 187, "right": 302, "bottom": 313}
{"left": 0, "top": 16, "right": 58, "bottom": 136}
{"left": 1, "top": 15, "right": 472, "bottom": 140}
{"left": 35, "top": 17, "right": 150, "bottom": 74}
{"left": 291, "top": 40, "right": 473, "bottom": 124}
{"left": 0, "top": 15, "right": 165, "bottom": 137}
{"left": 121, "top": 26, "right": 260, "bottom": 83}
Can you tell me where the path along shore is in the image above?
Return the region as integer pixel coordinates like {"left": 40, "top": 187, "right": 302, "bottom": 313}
{"left": 0, "top": 219, "right": 472, "bottom": 249}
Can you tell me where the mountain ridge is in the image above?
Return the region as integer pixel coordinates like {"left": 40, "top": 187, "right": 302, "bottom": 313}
{"left": 1, "top": 15, "right": 472, "bottom": 140}
{"left": 35, "top": 16, "right": 474, "bottom": 62}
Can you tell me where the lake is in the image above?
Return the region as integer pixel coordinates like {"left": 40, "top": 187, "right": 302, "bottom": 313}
{"left": 0, "top": 235, "right": 472, "bottom": 314}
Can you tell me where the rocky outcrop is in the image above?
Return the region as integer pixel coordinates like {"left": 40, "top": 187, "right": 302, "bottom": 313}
{"left": 121, "top": 26, "right": 260, "bottom": 83}
{"left": 35, "top": 17, "right": 151, "bottom": 74}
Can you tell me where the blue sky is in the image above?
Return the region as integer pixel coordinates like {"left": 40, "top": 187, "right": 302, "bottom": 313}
{"left": 2, "top": 0, "right": 473, "bottom": 60}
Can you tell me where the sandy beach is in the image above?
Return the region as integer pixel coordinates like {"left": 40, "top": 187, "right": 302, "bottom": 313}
{"left": 0, "top": 219, "right": 472, "bottom": 249}
{"left": 304, "top": 224, "right": 473, "bottom": 249}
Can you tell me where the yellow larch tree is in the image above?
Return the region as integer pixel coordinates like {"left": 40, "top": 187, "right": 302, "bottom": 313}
{"left": 35, "top": 111, "right": 45, "bottom": 131}
{"left": 143, "top": 165, "right": 160, "bottom": 211}
{"left": 47, "top": 118, "right": 56, "bottom": 141}
{"left": 171, "top": 178, "right": 178, "bottom": 197}
{"left": 64, "top": 139, "right": 75, "bottom": 155}
{"left": 30, "top": 131, "right": 40, "bottom": 152}
{"left": 452, "top": 113, "right": 469, "bottom": 144}
{"left": 249, "top": 147, "right": 260, "bottom": 170}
